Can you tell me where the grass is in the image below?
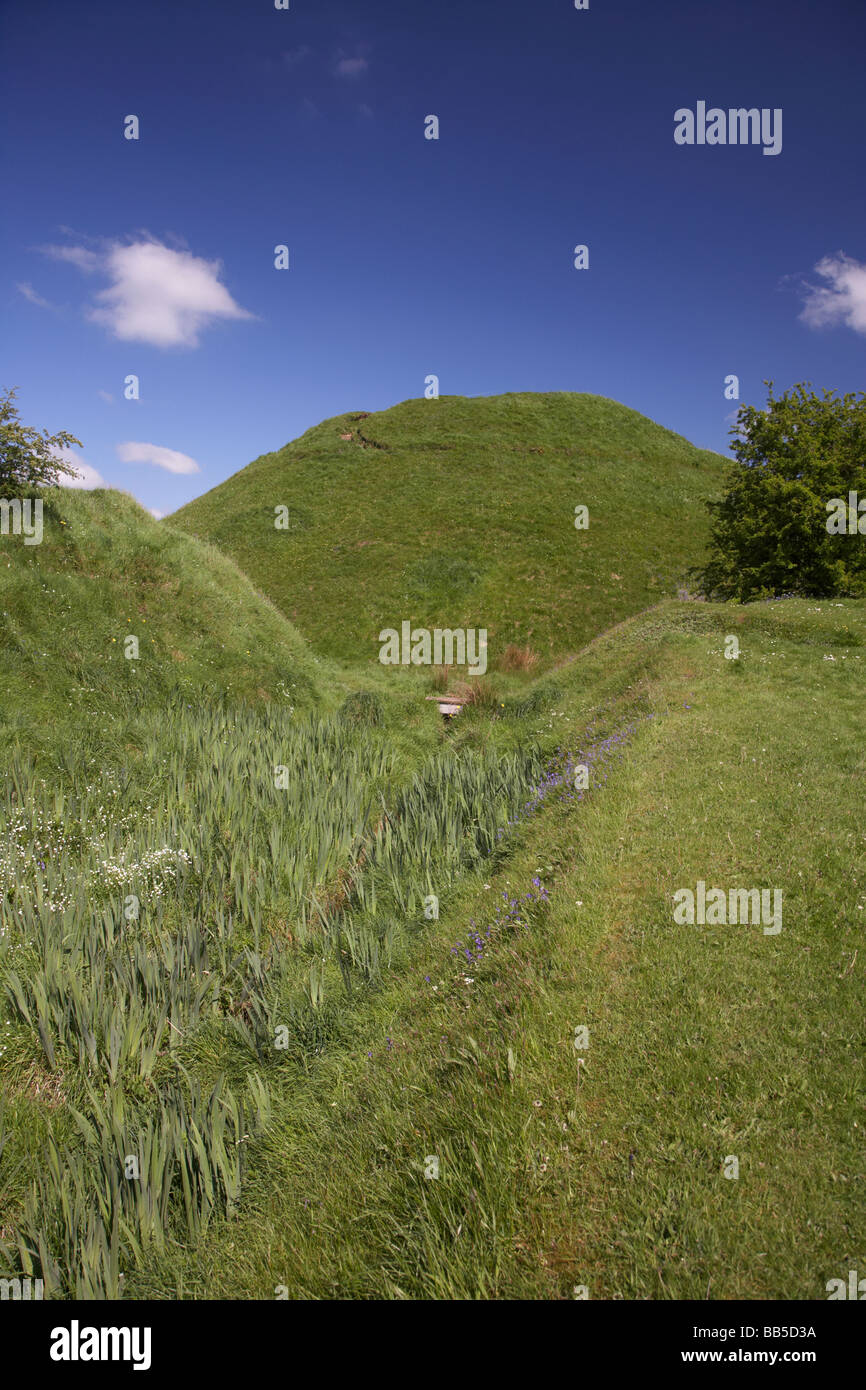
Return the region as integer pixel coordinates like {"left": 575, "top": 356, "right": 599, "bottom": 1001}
{"left": 171, "top": 392, "right": 729, "bottom": 670}
{"left": 0, "top": 634, "right": 550, "bottom": 1294}
{"left": 1, "top": 421, "right": 862, "bottom": 1301}
{"left": 2, "top": 511, "right": 863, "bottom": 1297}
{"left": 156, "top": 596, "right": 863, "bottom": 1300}
{"left": 498, "top": 644, "right": 540, "bottom": 674}
{"left": 0, "top": 488, "right": 331, "bottom": 743}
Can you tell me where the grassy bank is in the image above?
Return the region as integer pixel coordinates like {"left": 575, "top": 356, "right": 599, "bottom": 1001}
{"left": 3, "top": 595, "right": 860, "bottom": 1297}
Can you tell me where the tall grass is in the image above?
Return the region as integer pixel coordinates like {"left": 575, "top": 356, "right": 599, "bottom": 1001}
{"left": 0, "top": 693, "right": 551, "bottom": 1294}
{"left": 7, "top": 1074, "right": 270, "bottom": 1298}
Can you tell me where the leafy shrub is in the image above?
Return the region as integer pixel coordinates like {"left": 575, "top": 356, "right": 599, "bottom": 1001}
{"left": 0, "top": 388, "right": 82, "bottom": 493}
{"left": 693, "top": 382, "right": 866, "bottom": 601}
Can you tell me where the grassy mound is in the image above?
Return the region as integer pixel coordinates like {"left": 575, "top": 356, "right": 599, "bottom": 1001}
{"left": 171, "top": 393, "right": 728, "bottom": 668}
{"left": 0, "top": 488, "right": 330, "bottom": 744}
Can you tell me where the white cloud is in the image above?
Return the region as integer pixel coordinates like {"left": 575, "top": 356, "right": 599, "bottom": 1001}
{"left": 117, "top": 441, "right": 200, "bottom": 475}
{"left": 335, "top": 55, "right": 368, "bottom": 77}
{"left": 41, "top": 244, "right": 101, "bottom": 273}
{"left": 800, "top": 252, "right": 866, "bottom": 337}
{"left": 51, "top": 446, "right": 107, "bottom": 489}
{"left": 283, "top": 45, "right": 312, "bottom": 67}
{"left": 97, "top": 389, "right": 114, "bottom": 403}
{"left": 64, "top": 461, "right": 108, "bottom": 488}
{"left": 40, "top": 236, "right": 253, "bottom": 348}
{"left": 149, "top": 508, "right": 165, "bottom": 519}
{"left": 92, "top": 241, "right": 253, "bottom": 347}
{"left": 17, "top": 281, "right": 58, "bottom": 310}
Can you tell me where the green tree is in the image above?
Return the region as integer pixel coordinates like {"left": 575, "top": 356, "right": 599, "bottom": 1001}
{"left": 0, "top": 387, "right": 82, "bottom": 494}
{"left": 694, "top": 382, "right": 866, "bottom": 601}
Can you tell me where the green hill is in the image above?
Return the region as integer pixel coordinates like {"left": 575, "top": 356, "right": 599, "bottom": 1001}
{"left": 171, "top": 392, "right": 728, "bottom": 668}
{"left": 0, "top": 487, "right": 329, "bottom": 742}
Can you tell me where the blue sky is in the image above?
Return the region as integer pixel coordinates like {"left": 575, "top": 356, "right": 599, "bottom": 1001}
{"left": 2, "top": 0, "right": 864, "bottom": 517}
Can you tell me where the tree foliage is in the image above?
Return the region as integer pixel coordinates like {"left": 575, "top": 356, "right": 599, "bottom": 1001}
{"left": 694, "top": 382, "right": 866, "bottom": 601}
{"left": 0, "top": 387, "right": 82, "bottom": 494}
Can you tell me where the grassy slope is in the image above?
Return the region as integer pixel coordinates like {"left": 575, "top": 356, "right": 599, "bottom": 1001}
{"left": 3, "top": 481, "right": 863, "bottom": 1301}
{"left": 0, "top": 488, "right": 331, "bottom": 743}
{"left": 113, "top": 596, "right": 864, "bottom": 1299}
{"left": 171, "top": 393, "right": 728, "bottom": 668}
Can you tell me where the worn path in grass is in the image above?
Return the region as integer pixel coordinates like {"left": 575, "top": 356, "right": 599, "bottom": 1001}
{"left": 131, "top": 598, "right": 865, "bottom": 1299}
